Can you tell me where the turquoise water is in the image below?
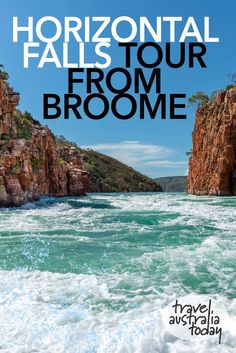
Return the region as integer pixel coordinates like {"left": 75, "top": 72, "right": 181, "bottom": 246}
{"left": 0, "top": 193, "right": 235, "bottom": 352}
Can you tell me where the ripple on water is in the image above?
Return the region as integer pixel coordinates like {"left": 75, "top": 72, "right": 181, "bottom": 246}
{"left": 0, "top": 193, "right": 235, "bottom": 352}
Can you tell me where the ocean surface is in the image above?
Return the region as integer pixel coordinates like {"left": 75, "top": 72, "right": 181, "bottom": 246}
{"left": 0, "top": 192, "right": 235, "bottom": 353}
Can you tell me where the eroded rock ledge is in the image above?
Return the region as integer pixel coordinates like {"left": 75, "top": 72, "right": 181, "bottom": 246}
{"left": 0, "top": 77, "right": 89, "bottom": 207}
{"left": 188, "top": 88, "right": 236, "bottom": 196}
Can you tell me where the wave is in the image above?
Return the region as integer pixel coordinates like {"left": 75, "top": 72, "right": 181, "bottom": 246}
{"left": 0, "top": 269, "right": 235, "bottom": 353}
{"left": 0, "top": 193, "right": 235, "bottom": 352}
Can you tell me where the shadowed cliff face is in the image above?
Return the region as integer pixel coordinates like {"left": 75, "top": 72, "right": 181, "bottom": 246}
{"left": 188, "top": 88, "right": 236, "bottom": 196}
{"left": 0, "top": 77, "right": 89, "bottom": 206}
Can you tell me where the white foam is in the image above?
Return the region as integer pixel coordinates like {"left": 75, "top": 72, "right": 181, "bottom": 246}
{"left": 0, "top": 270, "right": 235, "bottom": 353}
{"left": 0, "top": 193, "right": 235, "bottom": 352}
{"left": 1, "top": 194, "right": 235, "bottom": 236}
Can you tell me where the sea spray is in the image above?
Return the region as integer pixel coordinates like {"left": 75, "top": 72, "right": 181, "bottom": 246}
{"left": 0, "top": 193, "right": 235, "bottom": 352}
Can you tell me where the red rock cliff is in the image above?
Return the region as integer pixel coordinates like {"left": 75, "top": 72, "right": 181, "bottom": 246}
{"left": 0, "top": 76, "right": 89, "bottom": 206}
{"left": 188, "top": 88, "right": 236, "bottom": 196}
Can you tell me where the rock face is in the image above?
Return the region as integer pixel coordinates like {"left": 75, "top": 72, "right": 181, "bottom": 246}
{"left": 0, "top": 77, "right": 89, "bottom": 206}
{"left": 188, "top": 88, "right": 236, "bottom": 196}
{"left": 56, "top": 138, "right": 163, "bottom": 193}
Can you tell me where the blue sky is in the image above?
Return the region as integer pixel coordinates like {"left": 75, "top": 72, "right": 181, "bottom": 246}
{"left": 1, "top": 0, "right": 235, "bottom": 177}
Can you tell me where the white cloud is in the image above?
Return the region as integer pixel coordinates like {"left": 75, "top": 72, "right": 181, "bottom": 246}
{"left": 143, "top": 160, "right": 187, "bottom": 168}
{"left": 82, "top": 141, "right": 187, "bottom": 177}
{"left": 82, "top": 141, "right": 174, "bottom": 165}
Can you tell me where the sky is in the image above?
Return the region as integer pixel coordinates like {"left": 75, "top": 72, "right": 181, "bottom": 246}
{"left": 1, "top": 0, "right": 235, "bottom": 177}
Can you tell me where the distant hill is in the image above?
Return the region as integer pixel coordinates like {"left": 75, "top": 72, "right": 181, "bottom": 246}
{"left": 154, "top": 176, "right": 187, "bottom": 192}
{"left": 56, "top": 137, "right": 162, "bottom": 193}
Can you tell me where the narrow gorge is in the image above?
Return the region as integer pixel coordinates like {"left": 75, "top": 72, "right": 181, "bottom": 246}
{"left": 0, "top": 73, "right": 161, "bottom": 207}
